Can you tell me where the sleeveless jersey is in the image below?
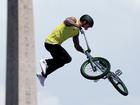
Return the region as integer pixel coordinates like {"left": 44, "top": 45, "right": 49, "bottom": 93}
{"left": 45, "top": 22, "right": 79, "bottom": 45}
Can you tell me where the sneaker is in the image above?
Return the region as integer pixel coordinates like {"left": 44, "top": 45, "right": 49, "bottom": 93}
{"left": 40, "top": 59, "right": 48, "bottom": 75}
{"left": 36, "top": 74, "right": 45, "bottom": 86}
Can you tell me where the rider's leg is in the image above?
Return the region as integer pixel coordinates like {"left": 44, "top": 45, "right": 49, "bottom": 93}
{"left": 43, "top": 43, "right": 72, "bottom": 77}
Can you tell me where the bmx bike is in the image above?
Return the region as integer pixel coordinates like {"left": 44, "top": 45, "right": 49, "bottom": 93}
{"left": 80, "top": 29, "right": 128, "bottom": 96}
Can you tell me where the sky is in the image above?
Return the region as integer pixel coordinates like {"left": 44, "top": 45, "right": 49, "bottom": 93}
{"left": 1, "top": 0, "right": 140, "bottom": 105}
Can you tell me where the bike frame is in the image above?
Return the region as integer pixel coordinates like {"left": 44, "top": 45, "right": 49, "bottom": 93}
{"left": 80, "top": 29, "right": 128, "bottom": 96}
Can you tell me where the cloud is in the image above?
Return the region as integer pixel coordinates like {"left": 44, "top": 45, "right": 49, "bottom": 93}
{"left": 0, "top": 86, "right": 5, "bottom": 105}
{"left": 0, "top": 0, "right": 7, "bottom": 105}
{"left": 0, "top": 0, "right": 7, "bottom": 71}
{"left": 89, "top": 95, "right": 140, "bottom": 105}
{"left": 132, "top": 0, "right": 140, "bottom": 5}
{"left": 41, "top": 96, "right": 60, "bottom": 105}
{"left": 128, "top": 0, "right": 140, "bottom": 10}
{"left": 38, "top": 96, "right": 60, "bottom": 105}
{"left": 38, "top": 91, "right": 61, "bottom": 105}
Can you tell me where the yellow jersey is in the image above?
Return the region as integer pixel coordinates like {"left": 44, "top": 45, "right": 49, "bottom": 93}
{"left": 45, "top": 22, "right": 79, "bottom": 45}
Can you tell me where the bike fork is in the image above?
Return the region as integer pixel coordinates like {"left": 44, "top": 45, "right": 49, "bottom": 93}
{"left": 85, "top": 52, "right": 96, "bottom": 72}
{"left": 89, "top": 58, "right": 96, "bottom": 72}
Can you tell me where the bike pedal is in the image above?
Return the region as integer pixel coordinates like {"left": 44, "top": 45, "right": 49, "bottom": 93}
{"left": 115, "top": 69, "right": 122, "bottom": 76}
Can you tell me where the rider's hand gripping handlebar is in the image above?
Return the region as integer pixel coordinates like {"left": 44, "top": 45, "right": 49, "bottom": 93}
{"left": 80, "top": 27, "right": 85, "bottom": 35}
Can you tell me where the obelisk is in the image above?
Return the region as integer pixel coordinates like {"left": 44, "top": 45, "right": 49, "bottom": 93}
{"left": 6, "top": 0, "right": 37, "bottom": 105}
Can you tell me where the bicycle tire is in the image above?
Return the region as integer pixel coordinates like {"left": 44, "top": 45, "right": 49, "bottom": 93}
{"left": 80, "top": 57, "right": 110, "bottom": 80}
{"left": 108, "top": 72, "right": 128, "bottom": 96}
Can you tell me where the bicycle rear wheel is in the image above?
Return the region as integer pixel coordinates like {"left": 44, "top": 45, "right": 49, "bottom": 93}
{"left": 80, "top": 57, "right": 110, "bottom": 80}
{"left": 108, "top": 72, "right": 128, "bottom": 96}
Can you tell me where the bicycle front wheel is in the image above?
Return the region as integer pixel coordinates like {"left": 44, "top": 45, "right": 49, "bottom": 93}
{"left": 108, "top": 72, "right": 128, "bottom": 96}
{"left": 80, "top": 57, "right": 110, "bottom": 80}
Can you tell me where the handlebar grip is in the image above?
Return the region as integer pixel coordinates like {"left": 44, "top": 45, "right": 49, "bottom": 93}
{"left": 80, "top": 28, "right": 85, "bottom": 34}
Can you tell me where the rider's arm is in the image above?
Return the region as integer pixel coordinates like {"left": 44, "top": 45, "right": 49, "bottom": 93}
{"left": 73, "top": 35, "right": 84, "bottom": 53}
{"left": 64, "top": 17, "right": 80, "bottom": 28}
